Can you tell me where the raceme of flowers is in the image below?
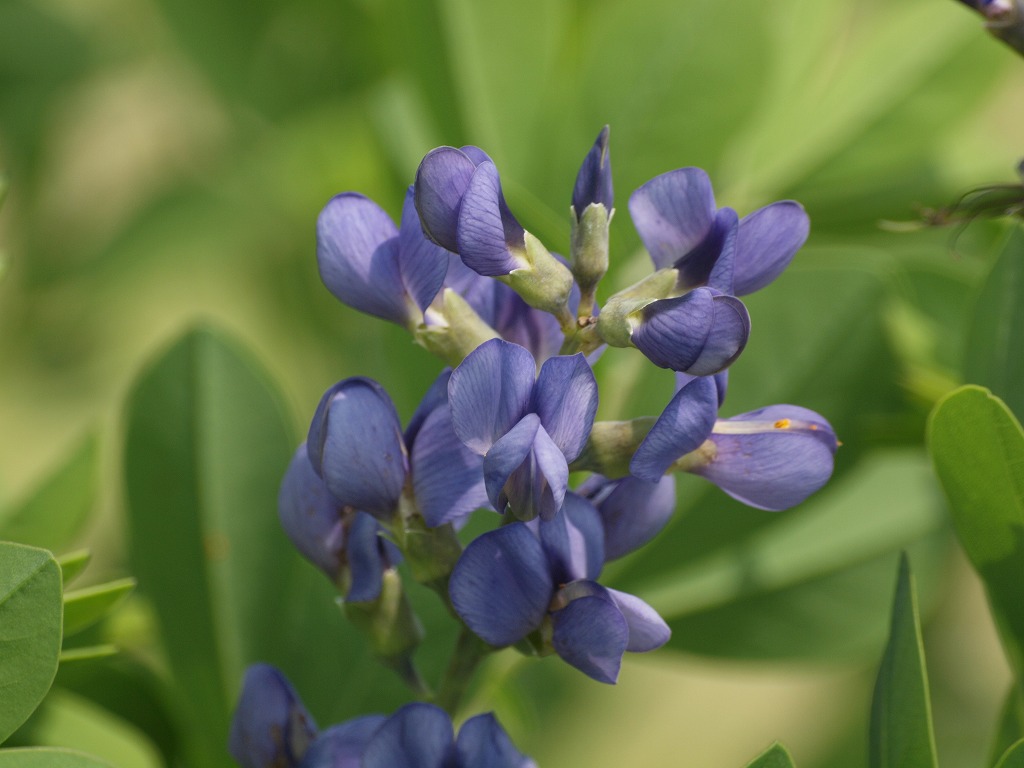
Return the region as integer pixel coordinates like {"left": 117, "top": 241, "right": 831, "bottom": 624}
{"left": 230, "top": 126, "right": 839, "bottom": 766}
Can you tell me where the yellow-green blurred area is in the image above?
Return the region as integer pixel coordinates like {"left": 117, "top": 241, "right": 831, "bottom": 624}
{"left": 1, "top": 0, "right": 1023, "bottom": 765}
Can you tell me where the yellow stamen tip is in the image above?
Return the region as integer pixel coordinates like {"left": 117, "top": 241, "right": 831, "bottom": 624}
{"left": 773, "top": 418, "right": 791, "bottom": 429}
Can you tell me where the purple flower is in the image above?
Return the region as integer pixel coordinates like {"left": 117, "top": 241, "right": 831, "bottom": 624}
{"left": 448, "top": 338, "right": 598, "bottom": 521}
{"left": 229, "top": 664, "right": 317, "bottom": 768}
{"left": 576, "top": 473, "right": 677, "bottom": 561}
{"left": 306, "top": 371, "right": 487, "bottom": 529}
{"left": 572, "top": 125, "right": 613, "bottom": 218}
{"left": 317, "top": 187, "right": 449, "bottom": 328}
{"left": 449, "top": 494, "right": 670, "bottom": 683}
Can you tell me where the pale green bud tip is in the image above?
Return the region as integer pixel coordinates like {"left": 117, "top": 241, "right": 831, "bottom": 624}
{"left": 501, "top": 231, "right": 574, "bottom": 316}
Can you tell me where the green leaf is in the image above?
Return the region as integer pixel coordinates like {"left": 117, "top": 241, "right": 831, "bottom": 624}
{"left": 997, "top": 740, "right": 1024, "bottom": 768}
{"left": 869, "top": 554, "right": 938, "bottom": 768}
{"left": 991, "top": 687, "right": 1024, "bottom": 766}
{"left": 0, "top": 435, "right": 98, "bottom": 552}
{"left": 0, "top": 542, "right": 63, "bottom": 744}
{"left": 56, "top": 551, "right": 91, "bottom": 587}
{"left": 62, "top": 579, "right": 135, "bottom": 637}
{"left": 965, "top": 226, "right": 1024, "bottom": 421}
{"left": 58, "top": 646, "right": 118, "bottom": 664}
{"left": 927, "top": 385, "right": 1024, "bottom": 689}
{"left": 745, "top": 742, "right": 797, "bottom": 768}
{"left": 0, "top": 749, "right": 113, "bottom": 768}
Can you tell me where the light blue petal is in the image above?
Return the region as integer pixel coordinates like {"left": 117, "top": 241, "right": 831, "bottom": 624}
{"left": 606, "top": 588, "right": 671, "bottom": 652}
{"left": 733, "top": 201, "right": 809, "bottom": 296}
{"left": 629, "top": 168, "right": 716, "bottom": 270}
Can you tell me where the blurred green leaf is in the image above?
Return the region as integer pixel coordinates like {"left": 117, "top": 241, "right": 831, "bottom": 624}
{"left": 0, "top": 542, "right": 62, "bottom": 744}
{"left": 869, "top": 554, "right": 938, "bottom": 768}
{"left": 927, "top": 385, "right": 1024, "bottom": 689}
{"left": 0, "top": 749, "right": 112, "bottom": 768}
{"left": 745, "top": 742, "right": 797, "bottom": 768}
{"left": 997, "top": 739, "right": 1024, "bottom": 768}
{"left": 58, "top": 647, "right": 118, "bottom": 664}
{"left": 991, "top": 683, "right": 1024, "bottom": 764}
{"left": 965, "top": 226, "right": 1024, "bottom": 420}
{"left": 56, "top": 551, "right": 90, "bottom": 587}
{"left": 62, "top": 579, "right": 135, "bottom": 637}
{"left": 0, "top": 435, "right": 98, "bottom": 552}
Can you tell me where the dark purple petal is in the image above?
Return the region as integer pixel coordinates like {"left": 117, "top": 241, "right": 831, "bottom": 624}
{"left": 317, "top": 193, "right": 410, "bottom": 325}
{"left": 533, "top": 353, "right": 599, "bottom": 462}
{"left": 450, "top": 524, "right": 553, "bottom": 646}
{"left": 526, "top": 421, "right": 570, "bottom": 521}
{"left": 580, "top": 474, "right": 676, "bottom": 561}
{"left": 706, "top": 208, "right": 739, "bottom": 294}
{"left": 344, "top": 511, "right": 389, "bottom": 603}
{"left": 572, "top": 125, "right": 613, "bottom": 215}
{"left": 411, "top": 403, "right": 488, "bottom": 528}
{"left": 361, "top": 703, "right": 454, "bottom": 768}
{"left": 278, "top": 445, "right": 345, "bottom": 579}
{"left": 535, "top": 492, "right": 604, "bottom": 583}
{"left": 415, "top": 147, "right": 477, "bottom": 252}
{"left": 687, "top": 294, "right": 750, "bottom": 376}
{"left": 483, "top": 415, "right": 539, "bottom": 514}
{"left": 229, "top": 664, "right": 317, "bottom": 768}
{"left": 629, "top": 168, "right": 716, "bottom": 270}
{"left": 733, "top": 201, "right": 809, "bottom": 296}
{"left": 693, "top": 405, "right": 838, "bottom": 511}
{"left": 606, "top": 589, "right": 671, "bottom": 652}
{"left": 398, "top": 187, "right": 450, "bottom": 313}
{"left": 307, "top": 378, "right": 408, "bottom": 519}
{"left": 551, "top": 588, "right": 629, "bottom": 684}
{"left": 299, "top": 716, "right": 386, "bottom": 768}
{"left": 455, "top": 713, "right": 537, "bottom": 768}
{"left": 457, "top": 162, "right": 524, "bottom": 276}
{"left": 674, "top": 206, "right": 737, "bottom": 291}
{"left": 448, "top": 339, "right": 536, "bottom": 454}
{"left": 404, "top": 369, "right": 452, "bottom": 448}
{"left": 630, "top": 376, "right": 718, "bottom": 482}
{"left": 676, "top": 370, "right": 729, "bottom": 407}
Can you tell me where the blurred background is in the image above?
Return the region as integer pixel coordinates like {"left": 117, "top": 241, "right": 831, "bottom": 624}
{"left": 1, "top": 0, "right": 1022, "bottom": 765}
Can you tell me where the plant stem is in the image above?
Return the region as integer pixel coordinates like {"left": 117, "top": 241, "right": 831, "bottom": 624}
{"left": 434, "top": 628, "right": 491, "bottom": 715}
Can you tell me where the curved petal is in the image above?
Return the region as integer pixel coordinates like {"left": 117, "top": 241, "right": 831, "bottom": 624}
{"left": 630, "top": 376, "right": 718, "bottom": 482}
{"left": 582, "top": 474, "right": 677, "bottom": 561}
{"left": 687, "top": 294, "right": 750, "bottom": 376}
{"left": 448, "top": 339, "right": 536, "bottom": 454}
{"left": 705, "top": 208, "right": 739, "bottom": 295}
{"left": 444, "top": 254, "right": 499, "bottom": 326}
{"left": 483, "top": 415, "right": 569, "bottom": 521}
{"left": 675, "top": 369, "right": 729, "bottom": 407}
{"left": 733, "top": 201, "right": 809, "bottom": 296}
{"left": 229, "top": 664, "right": 317, "bottom": 768}
{"left": 411, "top": 403, "right": 488, "bottom": 528}
{"left": 606, "top": 589, "right": 671, "bottom": 652}
{"left": 551, "top": 589, "right": 629, "bottom": 684}
{"left": 572, "top": 125, "right": 613, "bottom": 215}
{"left": 536, "top": 491, "right": 604, "bottom": 583}
{"left": 533, "top": 353, "right": 599, "bottom": 462}
{"left": 398, "top": 187, "right": 449, "bottom": 313}
{"left": 278, "top": 444, "right": 344, "bottom": 579}
{"left": 344, "top": 511, "right": 389, "bottom": 603}
{"left": 449, "top": 524, "right": 553, "bottom": 647}
{"left": 299, "top": 716, "right": 386, "bottom": 768}
{"left": 459, "top": 145, "right": 493, "bottom": 166}
{"left": 493, "top": 284, "right": 565, "bottom": 364}
{"left": 404, "top": 369, "right": 452, "bottom": 448}
{"left": 307, "top": 378, "right": 407, "bottom": 519}
{"left": 361, "top": 703, "right": 453, "bottom": 768}
{"left": 457, "top": 161, "right": 524, "bottom": 276}
{"left": 629, "top": 168, "right": 716, "bottom": 270}
{"left": 455, "top": 713, "right": 538, "bottom": 768}
{"left": 694, "top": 405, "right": 838, "bottom": 510}
{"left": 414, "top": 146, "right": 477, "bottom": 252}
{"left": 317, "top": 193, "right": 409, "bottom": 325}
{"left": 674, "top": 206, "right": 737, "bottom": 291}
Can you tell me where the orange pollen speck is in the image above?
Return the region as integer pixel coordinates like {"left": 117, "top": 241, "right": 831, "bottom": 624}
{"left": 773, "top": 419, "right": 791, "bottom": 429}
{"left": 810, "top": 424, "right": 818, "bottom": 430}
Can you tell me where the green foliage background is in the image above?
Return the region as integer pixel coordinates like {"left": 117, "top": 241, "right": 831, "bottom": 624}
{"left": 1, "top": 0, "right": 1022, "bottom": 765}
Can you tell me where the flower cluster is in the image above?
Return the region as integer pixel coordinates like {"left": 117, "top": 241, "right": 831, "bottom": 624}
{"left": 230, "top": 127, "right": 839, "bottom": 765}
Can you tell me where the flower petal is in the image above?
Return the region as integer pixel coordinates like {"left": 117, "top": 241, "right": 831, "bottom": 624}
{"left": 229, "top": 664, "right": 317, "bottom": 768}
{"left": 455, "top": 713, "right": 538, "bottom": 768}
{"left": 572, "top": 125, "right": 613, "bottom": 215}
{"left": 307, "top": 378, "right": 408, "bottom": 519}
{"left": 299, "top": 716, "right": 386, "bottom": 768}
{"left": 493, "top": 283, "right": 565, "bottom": 364}
{"left": 578, "top": 474, "right": 676, "bottom": 561}
{"left": 551, "top": 588, "right": 629, "bottom": 684}
{"left": 317, "top": 193, "right": 409, "bottom": 325}
{"left": 606, "top": 588, "right": 671, "bottom": 652}
{"left": 674, "top": 206, "right": 737, "bottom": 291}
{"left": 449, "top": 524, "right": 553, "bottom": 647}
{"left": 344, "top": 511, "right": 390, "bottom": 603}
{"left": 733, "top": 201, "right": 809, "bottom": 296}
{"left": 448, "top": 339, "right": 536, "bottom": 454}
{"left": 414, "top": 146, "right": 477, "bottom": 252}
{"left": 483, "top": 415, "right": 538, "bottom": 514}
{"left": 278, "top": 444, "right": 344, "bottom": 579}
{"left": 361, "top": 703, "right": 453, "bottom": 768}
{"left": 629, "top": 168, "right": 716, "bottom": 270}
{"left": 693, "top": 405, "right": 838, "bottom": 510}
{"left": 398, "top": 186, "right": 450, "bottom": 313}
{"left": 457, "top": 161, "right": 524, "bottom": 276}
{"left": 630, "top": 376, "right": 718, "bottom": 482}
{"left": 533, "top": 353, "right": 599, "bottom": 462}
{"left": 688, "top": 294, "right": 750, "bottom": 376}
{"left": 535, "top": 492, "right": 604, "bottom": 583}
{"left": 404, "top": 369, "right": 452, "bottom": 448}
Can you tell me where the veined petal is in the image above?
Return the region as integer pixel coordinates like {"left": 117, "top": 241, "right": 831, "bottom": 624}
{"left": 674, "top": 206, "right": 738, "bottom": 291}
{"left": 676, "top": 370, "right": 729, "bottom": 407}
{"left": 449, "top": 524, "right": 553, "bottom": 647}
{"left": 536, "top": 492, "right": 604, "bottom": 583}
{"left": 527, "top": 422, "right": 570, "bottom": 521}
{"left": 533, "top": 353, "right": 599, "bottom": 462}
{"left": 459, "top": 145, "right": 493, "bottom": 166}
{"left": 404, "top": 369, "right": 452, "bottom": 448}
{"left": 278, "top": 444, "right": 344, "bottom": 579}
{"left": 415, "top": 146, "right": 477, "bottom": 252}
{"left": 361, "top": 703, "right": 453, "bottom": 768}
{"left": 307, "top": 378, "right": 407, "bottom": 519}
{"left": 483, "top": 415, "right": 569, "bottom": 521}
{"left": 578, "top": 474, "right": 676, "bottom": 561}
{"left": 687, "top": 294, "right": 750, "bottom": 376}
{"left": 693, "top": 405, "right": 838, "bottom": 511}
{"left": 317, "top": 193, "right": 409, "bottom": 325}
{"left": 551, "top": 588, "right": 629, "bottom": 684}
{"left": 606, "top": 588, "right": 671, "bottom": 652}
{"left": 448, "top": 339, "right": 536, "bottom": 454}
{"left": 229, "top": 664, "right": 317, "bottom": 768}
{"left": 629, "top": 168, "right": 716, "bottom": 270}
{"left": 344, "top": 511, "right": 389, "bottom": 603}
{"left": 299, "top": 716, "right": 386, "bottom": 768}
{"left": 706, "top": 208, "right": 739, "bottom": 295}
{"left": 733, "top": 201, "right": 809, "bottom": 296}
{"left": 457, "top": 161, "right": 524, "bottom": 276}
{"left": 398, "top": 187, "right": 449, "bottom": 313}
{"left": 630, "top": 376, "right": 718, "bottom": 482}
{"left": 455, "top": 713, "right": 538, "bottom": 768}
{"left": 572, "top": 125, "right": 613, "bottom": 215}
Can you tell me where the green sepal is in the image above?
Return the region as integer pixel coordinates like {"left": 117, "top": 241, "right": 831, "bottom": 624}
{"left": 597, "top": 268, "right": 679, "bottom": 347}
{"left": 500, "top": 231, "right": 574, "bottom": 318}
{"left": 399, "top": 516, "right": 463, "bottom": 595}
{"left": 56, "top": 550, "right": 91, "bottom": 586}
{"left": 570, "top": 418, "right": 656, "bottom": 478}
{"left": 59, "top": 645, "right": 119, "bottom": 664}
{"left": 570, "top": 203, "right": 611, "bottom": 300}
{"left": 415, "top": 288, "right": 499, "bottom": 367}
